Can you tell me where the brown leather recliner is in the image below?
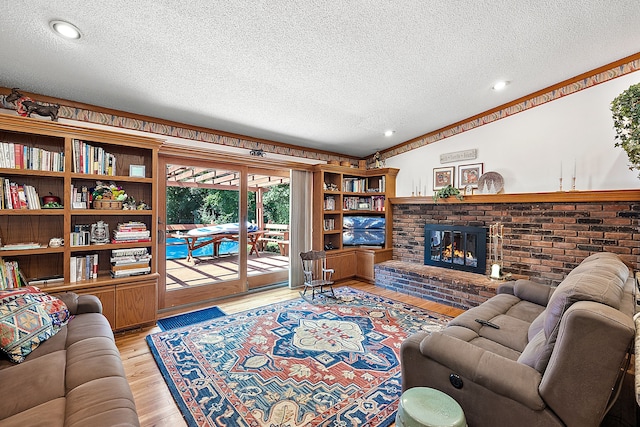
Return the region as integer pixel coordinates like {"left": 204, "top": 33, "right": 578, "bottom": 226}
{"left": 401, "top": 252, "right": 635, "bottom": 427}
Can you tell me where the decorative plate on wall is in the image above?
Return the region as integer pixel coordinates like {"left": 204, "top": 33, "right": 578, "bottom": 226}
{"left": 477, "top": 171, "right": 504, "bottom": 194}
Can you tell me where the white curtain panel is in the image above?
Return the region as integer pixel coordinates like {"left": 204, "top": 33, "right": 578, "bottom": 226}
{"left": 289, "top": 169, "right": 313, "bottom": 288}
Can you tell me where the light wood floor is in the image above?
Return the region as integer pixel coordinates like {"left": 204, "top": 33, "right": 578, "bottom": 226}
{"left": 115, "top": 279, "right": 464, "bottom": 427}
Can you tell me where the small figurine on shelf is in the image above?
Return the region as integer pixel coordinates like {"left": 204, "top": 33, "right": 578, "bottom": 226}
{"left": 5, "top": 88, "right": 60, "bottom": 121}
{"left": 373, "top": 151, "right": 382, "bottom": 168}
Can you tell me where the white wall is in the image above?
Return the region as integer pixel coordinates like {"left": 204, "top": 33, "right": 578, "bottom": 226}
{"left": 387, "top": 70, "right": 640, "bottom": 196}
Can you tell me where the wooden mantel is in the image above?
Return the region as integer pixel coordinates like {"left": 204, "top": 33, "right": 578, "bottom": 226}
{"left": 390, "top": 189, "right": 640, "bottom": 205}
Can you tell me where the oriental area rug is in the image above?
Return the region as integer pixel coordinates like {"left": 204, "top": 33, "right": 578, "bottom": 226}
{"left": 146, "top": 287, "right": 450, "bottom": 427}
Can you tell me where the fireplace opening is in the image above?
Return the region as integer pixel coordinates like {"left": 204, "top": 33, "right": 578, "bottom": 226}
{"left": 424, "top": 224, "right": 487, "bottom": 274}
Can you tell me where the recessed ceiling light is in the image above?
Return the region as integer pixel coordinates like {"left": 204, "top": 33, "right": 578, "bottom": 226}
{"left": 384, "top": 130, "right": 395, "bottom": 137}
{"left": 492, "top": 81, "right": 509, "bottom": 91}
{"left": 49, "top": 20, "right": 82, "bottom": 39}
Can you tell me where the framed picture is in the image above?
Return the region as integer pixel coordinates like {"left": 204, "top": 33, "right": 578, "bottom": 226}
{"left": 129, "top": 164, "right": 146, "bottom": 178}
{"left": 458, "top": 163, "right": 483, "bottom": 189}
{"left": 433, "top": 166, "right": 455, "bottom": 190}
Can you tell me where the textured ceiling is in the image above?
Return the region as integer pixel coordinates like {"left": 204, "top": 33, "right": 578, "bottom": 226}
{"left": 1, "top": 1, "right": 640, "bottom": 158}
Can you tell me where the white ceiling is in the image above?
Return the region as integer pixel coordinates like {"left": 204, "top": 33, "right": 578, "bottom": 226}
{"left": 1, "top": 1, "right": 640, "bottom": 158}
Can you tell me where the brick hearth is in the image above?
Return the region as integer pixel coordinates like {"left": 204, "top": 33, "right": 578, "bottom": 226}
{"left": 375, "top": 260, "right": 500, "bottom": 309}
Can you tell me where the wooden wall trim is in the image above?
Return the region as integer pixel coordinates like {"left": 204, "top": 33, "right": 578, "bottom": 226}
{"left": 390, "top": 189, "right": 640, "bottom": 205}
{"left": 160, "top": 143, "right": 314, "bottom": 171}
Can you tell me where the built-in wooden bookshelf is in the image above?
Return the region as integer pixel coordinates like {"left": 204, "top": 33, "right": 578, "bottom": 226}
{"left": 0, "top": 114, "right": 162, "bottom": 330}
{"left": 313, "top": 164, "right": 398, "bottom": 282}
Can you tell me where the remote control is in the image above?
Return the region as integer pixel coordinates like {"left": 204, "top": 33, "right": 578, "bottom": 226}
{"left": 475, "top": 318, "right": 500, "bottom": 329}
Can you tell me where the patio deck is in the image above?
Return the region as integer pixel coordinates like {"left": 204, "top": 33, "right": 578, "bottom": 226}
{"left": 166, "top": 251, "right": 289, "bottom": 290}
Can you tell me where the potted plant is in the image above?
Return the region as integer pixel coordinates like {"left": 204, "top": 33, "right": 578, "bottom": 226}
{"left": 611, "top": 82, "right": 640, "bottom": 176}
{"left": 433, "top": 184, "right": 464, "bottom": 203}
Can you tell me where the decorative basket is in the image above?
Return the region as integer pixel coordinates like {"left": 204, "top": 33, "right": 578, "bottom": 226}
{"left": 93, "top": 200, "right": 123, "bottom": 210}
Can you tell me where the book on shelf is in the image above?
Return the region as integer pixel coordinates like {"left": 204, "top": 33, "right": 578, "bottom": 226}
{"left": 70, "top": 254, "right": 98, "bottom": 282}
{"left": 0, "top": 258, "right": 25, "bottom": 289}
{"left": 111, "top": 247, "right": 150, "bottom": 257}
{"left": 110, "top": 267, "right": 151, "bottom": 277}
{"left": 323, "top": 218, "right": 335, "bottom": 231}
{"left": 112, "top": 222, "right": 150, "bottom": 243}
{"left": 27, "top": 274, "right": 64, "bottom": 286}
{"left": 0, "top": 178, "right": 42, "bottom": 209}
{"left": 111, "top": 261, "right": 151, "bottom": 272}
{"left": 116, "top": 221, "right": 148, "bottom": 231}
{"left": 110, "top": 247, "right": 151, "bottom": 277}
{"left": 324, "top": 196, "right": 336, "bottom": 211}
{"left": 0, "top": 142, "right": 64, "bottom": 172}
{"left": 110, "top": 255, "right": 152, "bottom": 265}
{"left": 0, "top": 242, "right": 45, "bottom": 250}
{"left": 71, "top": 139, "right": 116, "bottom": 175}
{"left": 70, "top": 184, "right": 91, "bottom": 209}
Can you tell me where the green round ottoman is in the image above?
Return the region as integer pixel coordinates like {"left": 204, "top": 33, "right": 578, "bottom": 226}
{"left": 396, "top": 387, "right": 466, "bottom": 427}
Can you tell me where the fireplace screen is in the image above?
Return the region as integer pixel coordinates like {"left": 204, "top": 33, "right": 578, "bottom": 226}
{"left": 424, "top": 225, "right": 487, "bottom": 274}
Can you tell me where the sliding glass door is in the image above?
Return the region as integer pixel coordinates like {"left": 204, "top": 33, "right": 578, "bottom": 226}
{"left": 157, "top": 156, "right": 290, "bottom": 309}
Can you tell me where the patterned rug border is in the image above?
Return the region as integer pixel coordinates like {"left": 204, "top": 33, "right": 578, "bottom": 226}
{"left": 147, "top": 287, "right": 451, "bottom": 427}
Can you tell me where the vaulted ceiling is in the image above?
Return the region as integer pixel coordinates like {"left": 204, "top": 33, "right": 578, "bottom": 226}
{"left": 1, "top": 2, "right": 640, "bottom": 158}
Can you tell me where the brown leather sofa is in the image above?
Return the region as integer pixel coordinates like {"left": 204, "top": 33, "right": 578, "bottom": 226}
{"left": 0, "top": 292, "right": 139, "bottom": 427}
{"left": 401, "top": 252, "right": 635, "bottom": 427}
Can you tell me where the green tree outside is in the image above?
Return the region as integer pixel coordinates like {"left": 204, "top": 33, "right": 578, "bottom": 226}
{"left": 166, "top": 184, "right": 289, "bottom": 226}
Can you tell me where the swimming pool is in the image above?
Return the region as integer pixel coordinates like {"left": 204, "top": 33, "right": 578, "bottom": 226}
{"left": 166, "top": 237, "right": 239, "bottom": 260}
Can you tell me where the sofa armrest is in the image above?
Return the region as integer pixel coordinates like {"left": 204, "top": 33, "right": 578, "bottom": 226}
{"left": 76, "top": 294, "right": 103, "bottom": 314}
{"left": 420, "top": 332, "right": 545, "bottom": 411}
{"left": 54, "top": 292, "right": 102, "bottom": 315}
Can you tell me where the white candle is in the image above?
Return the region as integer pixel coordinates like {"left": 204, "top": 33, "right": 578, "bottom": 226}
{"left": 560, "top": 161, "right": 562, "bottom": 178}
{"left": 573, "top": 160, "right": 576, "bottom": 178}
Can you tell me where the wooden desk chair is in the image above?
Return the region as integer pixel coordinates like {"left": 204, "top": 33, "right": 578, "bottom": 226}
{"left": 300, "top": 250, "right": 335, "bottom": 299}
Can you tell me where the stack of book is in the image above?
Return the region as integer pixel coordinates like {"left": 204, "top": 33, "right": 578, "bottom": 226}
{"left": 112, "top": 221, "right": 151, "bottom": 243}
{"left": 70, "top": 254, "right": 98, "bottom": 282}
{"left": 110, "top": 248, "right": 151, "bottom": 278}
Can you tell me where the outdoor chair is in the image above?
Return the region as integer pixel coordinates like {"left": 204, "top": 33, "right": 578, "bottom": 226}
{"left": 300, "top": 250, "right": 335, "bottom": 299}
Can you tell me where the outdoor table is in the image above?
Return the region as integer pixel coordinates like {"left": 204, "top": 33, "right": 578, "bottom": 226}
{"left": 171, "top": 230, "right": 265, "bottom": 263}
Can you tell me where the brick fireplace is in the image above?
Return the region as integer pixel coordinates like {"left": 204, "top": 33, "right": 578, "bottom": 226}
{"left": 375, "top": 191, "right": 639, "bottom": 309}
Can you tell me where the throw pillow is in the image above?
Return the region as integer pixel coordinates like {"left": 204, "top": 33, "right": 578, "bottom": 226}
{"left": 0, "top": 287, "right": 70, "bottom": 328}
{"left": 0, "top": 293, "right": 56, "bottom": 363}
{"left": 28, "top": 293, "right": 71, "bottom": 328}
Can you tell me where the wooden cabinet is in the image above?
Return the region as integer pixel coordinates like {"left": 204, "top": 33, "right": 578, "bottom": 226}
{"left": 325, "top": 250, "right": 356, "bottom": 281}
{"left": 76, "top": 285, "right": 116, "bottom": 327}
{"left": 0, "top": 114, "right": 161, "bottom": 330}
{"left": 313, "top": 164, "right": 398, "bottom": 282}
{"left": 115, "top": 279, "right": 157, "bottom": 330}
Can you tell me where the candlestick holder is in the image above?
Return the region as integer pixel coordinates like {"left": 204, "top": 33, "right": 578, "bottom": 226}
{"left": 558, "top": 177, "right": 563, "bottom": 192}
{"left": 571, "top": 177, "right": 576, "bottom": 191}
{"left": 411, "top": 191, "right": 415, "bottom": 197}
